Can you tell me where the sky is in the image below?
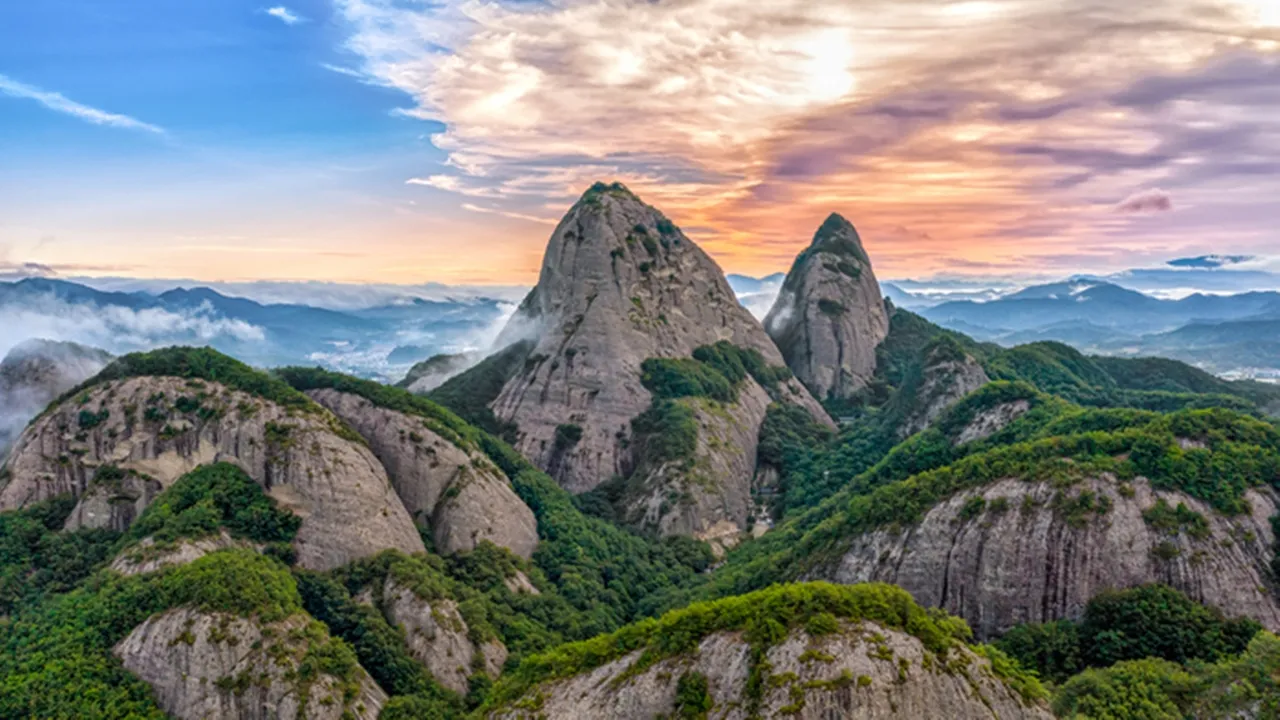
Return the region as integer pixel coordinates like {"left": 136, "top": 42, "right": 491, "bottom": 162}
{"left": 1, "top": 0, "right": 1278, "bottom": 285}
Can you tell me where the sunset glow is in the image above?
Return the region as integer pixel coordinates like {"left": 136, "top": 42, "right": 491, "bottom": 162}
{"left": 2, "top": 0, "right": 1278, "bottom": 284}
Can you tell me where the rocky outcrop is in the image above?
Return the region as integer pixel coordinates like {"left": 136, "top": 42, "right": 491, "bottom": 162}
{"left": 0, "top": 376, "right": 424, "bottom": 570}
{"left": 0, "top": 339, "right": 111, "bottom": 459}
{"left": 382, "top": 577, "right": 508, "bottom": 694}
{"left": 454, "top": 183, "right": 829, "bottom": 542}
{"left": 490, "top": 622, "right": 1050, "bottom": 719}
{"left": 898, "top": 343, "right": 991, "bottom": 437}
{"left": 827, "top": 477, "right": 1280, "bottom": 639}
{"left": 110, "top": 530, "right": 255, "bottom": 576}
{"left": 765, "top": 214, "right": 889, "bottom": 401}
{"left": 626, "top": 380, "right": 773, "bottom": 546}
{"left": 398, "top": 352, "right": 480, "bottom": 394}
{"left": 954, "top": 399, "right": 1032, "bottom": 445}
{"left": 305, "top": 389, "right": 538, "bottom": 559}
{"left": 115, "top": 608, "right": 386, "bottom": 720}
{"left": 62, "top": 466, "right": 163, "bottom": 532}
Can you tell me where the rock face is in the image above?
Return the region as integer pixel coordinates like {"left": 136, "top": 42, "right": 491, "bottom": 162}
{"left": 827, "top": 477, "right": 1280, "bottom": 639}
{"left": 0, "top": 339, "right": 111, "bottom": 459}
{"left": 954, "top": 399, "right": 1032, "bottom": 445}
{"left": 305, "top": 389, "right": 538, "bottom": 559}
{"left": 462, "top": 183, "right": 829, "bottom": 540}
{"left": 0, "top": 376, "right": 424, "bottom": 570}
{"left": 381, "top": 577, "right": 508, "bottom": 694}
{"left": 115, "top": 608, "right": 386, "bottom": 720}
{"left": 898, "top": 343, "right": 991, "bottom": 438}
{"left": 765, "top": 214, "right": 889, "bottom": 402}
{"left": 626, "top": 381, "right": 773, "bottom": 545}
{"left": 489, "top": 623, "right": 1050, "bottom": 720}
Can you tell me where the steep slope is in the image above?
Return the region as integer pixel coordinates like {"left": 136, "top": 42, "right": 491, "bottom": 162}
{"left": 765, "top": 213, "right": 890, "bottom": 401}
{"left": 0, "top": 339, "right": 112, "bottom": 458}
{"left": 895, "top": 337, "right": 991, "bottom": 437}
{"left": 276, "top": 368, "right": 538, "bottom": 559}
{"left": 484, "top": 583, "right": 1050, "bottom": 719}
{"left": 447, "top": 182, "right": 830, "bottom": 542}
{"left": 0, "top": 348, "right": 424, "bottom": 570}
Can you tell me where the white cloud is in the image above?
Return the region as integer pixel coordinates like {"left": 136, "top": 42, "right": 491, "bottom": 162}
{"left": 0, "top": 73, "right": 164, "bottom": 134}
{"left": 266, "top": 6, "right": 304, "bottom": 25}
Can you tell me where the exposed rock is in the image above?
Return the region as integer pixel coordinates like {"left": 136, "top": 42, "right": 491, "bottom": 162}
{"left": 0, "top": 339, "right": 111, "bottom": 459}
{"left": 486, "top": 184, "right": 829, "bottom": 492}
{"left": 489, "top": 623, "right": 1050, "bottom": 719}
{"left": 464, "top": 183, "right": 829, "bottom": 541}
{"left": 115, "top": 607, "right": 386, "bottom": 720}
{"left": 398, "top": 352, "right": 481, "bottom": 394}
{"left": 110, "top": 530, "right": 255, "bottom": 576}
{"left": 382, "top": 577, "right": 508, "bottom": 694}
{"left": 827, "top": 477, "right": 1280, "bottom": 639}
{"left": 954, "top": 399, "right": 1032, "bottom": 445}
{"left": 765, "top": 214, "right": 889, "bottom": 401}
{"left": 898, "top": 343, "right": 991, "bottom": 437}
{"left": 305, "top": 389, "right": 538, "bottom": 559}
{"left": 626, "top": 379, "right": 773, "bottom": 545}
{"left": 503, "top": 570, "right": 541, "bottom": 595}
{"left": 0, "top": 376, "right": 424, "bottom": 570}
{"left": 62, "top": 467, "right": 163, "bottom": 532}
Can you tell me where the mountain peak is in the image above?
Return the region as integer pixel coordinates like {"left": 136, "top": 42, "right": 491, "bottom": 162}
{"left": 809, "top": 212, "right": 869, "bottom": 264}
{"left": 577, "top": 181, "right": 642, "bottom": 208}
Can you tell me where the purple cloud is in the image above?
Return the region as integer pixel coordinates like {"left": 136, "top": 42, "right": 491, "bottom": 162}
{"left": 1115, "top": 189, "right": 1173, "bottom": 214}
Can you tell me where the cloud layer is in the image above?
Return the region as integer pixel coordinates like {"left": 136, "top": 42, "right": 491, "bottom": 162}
{"left": 0, "top": 73, "right": 164, "bottom": 134}
{"left": 334, "top": 0, "right": 1280, "bottom": 277}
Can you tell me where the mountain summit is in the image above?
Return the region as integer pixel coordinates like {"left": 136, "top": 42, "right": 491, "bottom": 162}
{"left": 448, "top": 182, "right": 830, "bottom": 543}
{"left": 765, "top": 213, "right": 889, "bottom": 401}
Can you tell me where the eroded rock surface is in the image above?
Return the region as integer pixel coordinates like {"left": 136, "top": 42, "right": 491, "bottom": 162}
{"left": 828, "top": 477, "right": 1280, "bottom": 638}
{"left": 381, "top": 577, "right": 508, "bottom": 694}
{"left": 899, "top": 345, "right": 991, "bottom": 438}
{"left": 306, "top": 389, "right": 537, "bottom": 558}
{"left": 765, "top": 214, "right": 889, "bottom": 402}
{"left": 110, "top": 530, "right": 255, "bottom": 576}
{"left": 115, "top": 608, "right": 386, "bottom": 720}
{"left": 489, "top": 623, "right": 1050, "bottom": 719}
{"left": 0, "top": 376, "right": 423, "bottom": 570}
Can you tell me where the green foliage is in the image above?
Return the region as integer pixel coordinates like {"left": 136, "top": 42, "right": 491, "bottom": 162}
{"left": 0, "top": 550, "right": 303, "bottom": 719}
{"left": 674, "top": 671, "right": 714, "bottom": 718}
{"left": 998, "top": 585, "right": 1261, "bottom": 684}
{"left": 554, "top": 423, "right": 584, "bottom": 451}
{"left": 425, "top": 340, "right": 535, "bottom": 441}
{"left": 483, "top": 582, "right": 988, "bottom": 712}
{"left": 0, "top": 496, "right": 120, "bottom": 617}
{"left": 631, "top": 399, "right": 699, "bottom": 468}
{"left": 1142, "top": 499, "right": 1210, "bottom": 540}
{"left": 817, "top": 298, "right": 846, "bottom": 316}
{"left": 125, "top": 463, "right": 300, "bottom": 546}
{"left": 1052, "top": 633, "right": 1280, "bottom": 719}
{"left": 642, "top": 358, "right": 737, "bottom": 402}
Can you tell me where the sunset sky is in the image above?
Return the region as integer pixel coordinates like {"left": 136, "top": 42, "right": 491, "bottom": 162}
{"left": 2, "top": 0, "right": 1278, "bottom": 285}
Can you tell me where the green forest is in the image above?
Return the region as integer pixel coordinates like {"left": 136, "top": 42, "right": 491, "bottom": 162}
{"left": 2, "top": 304, "right": 1280, "bottom": 719}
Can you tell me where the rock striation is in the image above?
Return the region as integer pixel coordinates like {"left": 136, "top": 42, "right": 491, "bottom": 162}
{"left": 0, "top": 375, "right": 424, "bottom": 570}
{"left": 115, "top": 607, "right": 386, "bottom": 720}
{"left": 489, "top": 622, "right": 1050, "bottom": 719}
{"left": 454, "top": 183, "right": 830, "bottom": 541}
{"left": 826, "top": 477, "right": 1280, "bottom": 639}
{"left": 0, "top": 339, "right": 111, "bottom": 459}
{"left": 305, "top": 388, "right": 538, "bottom": 559}
{"left": 765, "top": 214, "right": 889, "bottom": 402}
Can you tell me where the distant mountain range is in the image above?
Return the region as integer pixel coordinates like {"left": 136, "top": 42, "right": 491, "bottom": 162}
{"left": 0, "top": 277, "right": 510, "bottom": 380}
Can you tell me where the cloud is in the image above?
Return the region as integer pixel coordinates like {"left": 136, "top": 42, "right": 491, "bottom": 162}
{"left": 0, "top": 73, "right": 164, "bottom": 134}
{"left": 265, "top": 6, "right": 304, "bottom": 25}
{"left": 329, "top": 0, "right": 1280, "bottom": 279}
{"left": 1115, "top": 188, "right": 1174, "bottom": 214}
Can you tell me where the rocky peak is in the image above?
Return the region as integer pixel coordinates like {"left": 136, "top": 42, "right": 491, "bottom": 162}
{"left": 765, "top": 213, "right": 889, "bottom": 401}
{"left": 487, "top": 183, "right": 824, "bottom": 494}
{"left": 0, "top": 339, "right": 112, "bottom": 459}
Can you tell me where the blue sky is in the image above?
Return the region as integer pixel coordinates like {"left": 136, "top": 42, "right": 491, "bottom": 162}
{"left": 1, "top": 0, "right": 1278, "bottom": 284}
